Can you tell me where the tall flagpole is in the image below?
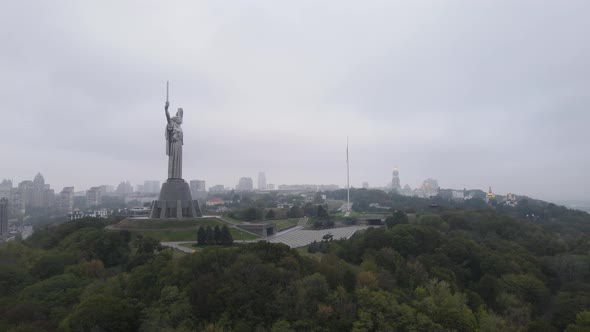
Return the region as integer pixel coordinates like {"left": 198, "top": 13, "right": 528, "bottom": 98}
{"left": 347, "top": 136, "right": 350, "bottom": 212}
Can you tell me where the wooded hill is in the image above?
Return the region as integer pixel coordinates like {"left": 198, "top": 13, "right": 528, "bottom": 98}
{"left": 1, "top": 196, "right": 590, "bottom": 331}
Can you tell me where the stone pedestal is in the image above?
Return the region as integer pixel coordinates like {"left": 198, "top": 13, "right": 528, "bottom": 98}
{"left": 149, "top": 179, "right": 202, "bottom": 219}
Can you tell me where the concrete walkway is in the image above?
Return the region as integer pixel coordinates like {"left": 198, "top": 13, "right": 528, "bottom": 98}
{"left": 161, "top": 242, "right": 196, "bottom": 253}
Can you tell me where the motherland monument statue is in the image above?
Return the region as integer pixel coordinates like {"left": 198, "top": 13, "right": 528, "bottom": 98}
{"left": 149, "top": 82, "right": 202, "bottom": 219}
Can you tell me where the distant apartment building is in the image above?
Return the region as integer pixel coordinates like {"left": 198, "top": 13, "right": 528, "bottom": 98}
{"left": 277, "top": 184, "right": 340, "bottom": 191}
{"left": 135, "top": 184, "right": 145, "bottom": 193}
{"left": 209, "top": 185, "right": 225, "bottom": 193}
{"left": 0, "top": 180, "right": 24, "bottom": 216}
{"left": 67, "top": 209, "right": 110, "bottom": 221}
{"left": 190, "top": 180, "right": 206, "bottom": 192}
{"left": 124, "top": 192, "right": 156, "bottom": 205}
{"left": 31, "top": 173, "right": 46, "bottom": 207}
{"left": 67, "top": 210, "right": 84, "bottom": 221}
{"left": 116, "top": 181, "right": 133, "bottom": 196}
{"left": 143, "top": 180, "right": 161, "bottom": 193}
{"left": 97, "top": 185, "right": 108, "bottom": 196}
{"left": 59, "top": 187, "right": 75, "bottom": 212}
{"left": 91, "top": 209, "right": 110, "bottom": 218}
{"left": 190, "top": 180, "right": 207, "bottom": 201}
{"left": 32, "top": 173, "right": 55, "bottom": 208}
{"left": 103, "top": 185, "right": 115, "bottom": 194}
{"left": 237, "top": 177, "right": 254, "bottom": 191}
{"left": 86, "top": 187, "right": 102, "bottom": 208}
{"left": 0, "top": 198, "right": 8, "bottom": 238}
{"left": 451, "top": 190, "right": 465, "bottom": 200}
{"left": 17, "top": 173, "right": 55, "bottom": 210}
{"left": 0, "top": 179, "right": 12, "bottom": 199}
{"left": 18, "top": 180, "right": 33, "bottom": 207}
{"left": 362, "top": 182, "right": 369, "bottom": 189}
{"left": 9, "top": 189, "right": 24, "bottom": 215}
{"left": 258, "top": 172, "right": 267, "bottom": 190}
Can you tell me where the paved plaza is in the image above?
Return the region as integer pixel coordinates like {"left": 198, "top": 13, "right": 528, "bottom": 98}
{"left": 160, "top": 224, "right": 375, "bottom": 252}
{"left": 267, "top": 225, "right": 371, "bottom": 248}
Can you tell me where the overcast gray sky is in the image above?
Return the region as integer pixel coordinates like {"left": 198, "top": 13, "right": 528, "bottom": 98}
{"left": 1, "top": 1, "right": 589, "bottom": 201}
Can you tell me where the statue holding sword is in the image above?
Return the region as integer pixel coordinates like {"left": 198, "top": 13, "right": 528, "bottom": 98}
{"left": 164, "top": 81, "right": 184, "bottom": 179}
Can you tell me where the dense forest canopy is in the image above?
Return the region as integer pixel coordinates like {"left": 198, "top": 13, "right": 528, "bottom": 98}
{"left": 1, "top": 195, "right": 590, "bottom": 331}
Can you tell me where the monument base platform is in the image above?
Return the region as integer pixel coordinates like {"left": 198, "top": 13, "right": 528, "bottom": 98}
{"left": 149, "top": 179, "right": 202, "bottom": 219}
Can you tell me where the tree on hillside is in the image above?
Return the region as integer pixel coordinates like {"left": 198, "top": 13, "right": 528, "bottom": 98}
{"left": 62, "top": 294, "right": 138, "bottom": 332}
{"left": 265, "top": 209, "right": 276, "bottom": 219}
{"left": 385, "top": 210, "right": 409, "bottom": 228}
{"left": 140, "top": 286, "right": 195, "bottom": 331}
{"left": 287, "top": 206, "right": 303, "bottom": 218}
{"left": 221, "top": 225, "right": 233, "bottom": 245}
{"left": 134, "top": 236, "right": 162, "bottom": 254}
{"left": 197, "top": 227, "right": 206, "bottom": 245}
{"left": 304, "top": 203, "right": 317, "bottom": 217}
{"left": 313, "top": 192, "right": 325, "bottom": 204}
{"left": 214, "top": 225, "right": 221, "bottom": 245}
{"left": 317, "top": 204, "right": 329, "bottom": 218}
{"left": 565, "top": 311, "right": 590, "bottom": 332}
{"left": 205, "top": 226, "right": 214, "bottom": 245}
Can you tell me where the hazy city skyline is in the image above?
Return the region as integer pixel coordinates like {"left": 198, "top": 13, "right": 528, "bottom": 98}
{"left": 1, "top": 1, "right": 589, "bottom": 201}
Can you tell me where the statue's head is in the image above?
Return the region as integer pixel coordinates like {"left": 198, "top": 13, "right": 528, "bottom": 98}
{"left": 174, "top": 108, "right": 183, "bottom": 124}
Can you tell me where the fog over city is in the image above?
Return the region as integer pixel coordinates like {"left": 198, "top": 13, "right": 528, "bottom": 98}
{"left": 1, "top": 1, "right": 589, "bottom": 201}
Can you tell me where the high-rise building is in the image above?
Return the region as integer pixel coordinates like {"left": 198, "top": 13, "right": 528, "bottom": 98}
{"left": 237, "top": 177, "right": 254, "bottom": 191}
{"left": 59, "top": 187, "right": 75, "bottom": 213}
{"left": 32, "top": 173, "right": 48, "bottom": 208}
{"left": 0, "top": 179, "right": 12, "bottom": 199}
{"left": 257, "top": 172, "right": 267, "bottom": 190}
{"left": 103, "top": 185, "right": 115, "bottom": 194}
{"left": 391, "top": 167, "right": 401, "bottom": 191}
{"left": 0, "top": 197, "right": 8, "bottom": 238}
{"left": 0, "top": 180, "right": 21, "bottom": 217}
{"left": 98, "top": 185, "right": 109, "bottom": 196}
{"left": 116, "top": 181, "right": 133, "bottom": 196}
{"left": 190, "top": 180, "right": 206, "bottom": 192}
{"left": 86, "top": 187, "right": 102, "bottom": 207}
{"left": 190, "top": 180, "right": 207, "bottom": 202}
{"left": 18, "top": 180, "right": 33, "bottom": 208}
{"left": 143, "top": 180, "right": 161, "bottom": 193}
{"left": 209, "top": 185, "right": 225, "bottom": 193}
{"left": 362, "top": 182, "right": 369, "bottom": 189}
{"left": 17, "top": 173, "right": 55, "bottom": 210}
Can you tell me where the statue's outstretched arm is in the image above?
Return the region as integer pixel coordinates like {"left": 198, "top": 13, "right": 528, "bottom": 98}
{"left": 165, "top": 102, "right": 171, "bottom": 124}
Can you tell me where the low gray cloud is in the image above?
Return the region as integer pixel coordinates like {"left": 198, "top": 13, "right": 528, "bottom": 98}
{"left": 1, "top": 0, "right": 588, "bottom": 201}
